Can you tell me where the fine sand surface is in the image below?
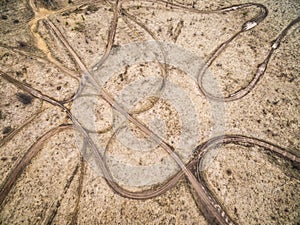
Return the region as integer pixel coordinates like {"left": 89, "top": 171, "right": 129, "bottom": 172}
{"left": 0, "top": 0, "right": 299, "bottom": 224}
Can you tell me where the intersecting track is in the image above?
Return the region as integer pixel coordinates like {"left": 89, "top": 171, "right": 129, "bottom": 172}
{"left": 0, "top": 0, "right": 299, "bottom": 224}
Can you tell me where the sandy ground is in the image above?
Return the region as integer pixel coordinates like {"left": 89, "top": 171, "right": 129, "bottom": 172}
{"left": 0, "top": 0, "right": 299, "bottom": 224}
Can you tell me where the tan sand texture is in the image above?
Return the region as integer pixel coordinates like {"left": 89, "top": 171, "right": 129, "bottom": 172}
{"left": 0, "top": 0, "right": 299, "bottom": 224}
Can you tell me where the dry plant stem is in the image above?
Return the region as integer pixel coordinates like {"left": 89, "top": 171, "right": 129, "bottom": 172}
{"left": 0, "top": 125, "right": 72, "bottom": 206}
